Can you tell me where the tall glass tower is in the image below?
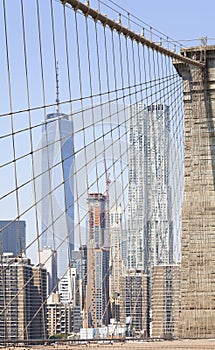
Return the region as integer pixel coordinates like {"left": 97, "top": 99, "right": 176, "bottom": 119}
{"left": 0, "top": 220, "right": 26, "bottom": 256}
{"left": 41, "top": 112, "right": 74, "bottom": 279}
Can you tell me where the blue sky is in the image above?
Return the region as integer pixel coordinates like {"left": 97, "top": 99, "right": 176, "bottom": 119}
{"left": 100, "top": 0, "right": 215, "bottom": 47}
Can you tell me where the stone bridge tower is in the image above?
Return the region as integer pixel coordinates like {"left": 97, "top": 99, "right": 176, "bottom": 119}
{"left": 174, "top": 46, "right": 215, "bottom": 338}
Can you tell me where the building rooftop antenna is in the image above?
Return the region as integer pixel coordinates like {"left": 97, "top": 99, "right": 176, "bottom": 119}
{"left": 56, "top": 60, "right": 60, "bottom": 114}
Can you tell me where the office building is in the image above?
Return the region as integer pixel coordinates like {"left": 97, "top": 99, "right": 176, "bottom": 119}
{"left": 0, "top": 254, "right": 47, "bottom": 340}
{"left": 48, "top": 301, "right": 72, "bottom": 337}
{"left": 87, "top": 193, "right": 106, "bottom": 247}
{"left": 47, "top": 290, "right": 82, "bottom": 337}
{"left": 40, "top": 247, "right": 57, "bottom": 295}
{"left": 109, "top": 204, "right": 124, "bottom": 321}
{"left": 128, "top": 103, "right": 173, "bottom": 273}
{"left": 40, "top": 111, "right": 74, "bottom": 279}
{"left": 0, "top": 220, "right": 26, "bottom": 256}
{"left": 85, "top": 247, "right": 110, "bottom": 327}
{"left": 127, "top": 103, "right": 145, "bottom": 271}
{"left": 150, "top": 265, "right": 181, "bottom": 338}
{"left": 121, "top": 228, "right": 127, "bottom": 268}
{"left": 127, "top": 103, "right": 176, "bottom": 336}
{"left": 59, "top": 267, "right": 80, "bottom": 305}
{"left": 144, "top": 104, "right": 173, "bottom": 270}
{"left": 71, "top": 245, "right": 88, "bottom": 311}
{"left": 120, "top": 271, "right": 148, "bottom": 333}
{"left": 84, "top": 193, "right": 110, "bottom": 328}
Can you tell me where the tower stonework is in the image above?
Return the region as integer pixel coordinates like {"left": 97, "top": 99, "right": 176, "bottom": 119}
{"left": 174, "top": 46, "right": 215, "bottom": 337}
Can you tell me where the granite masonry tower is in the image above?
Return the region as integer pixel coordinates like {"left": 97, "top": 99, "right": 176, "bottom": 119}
{"left": 174, "top": 46, "right": 215, "bottom": 338}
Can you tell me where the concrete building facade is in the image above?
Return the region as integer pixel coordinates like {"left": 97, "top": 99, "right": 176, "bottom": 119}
{"left": 119, "top": 271, "right": 148, "bottom": 333}
{"left": 84, "top": 193, "right": 110, "bottom": 328}
{"left": 128, "top": 103, "right": 173, "bottom": 273}
{"left": 144, "top": 104, "right": 173, "bottom": 269}
{"left": 40, "top": 247, "right": 57, "bottom": 295}
{"left": 109, "top": 204, "right": 124, "bottom": 321}
{"left": 150, "top": 265, "right": 181, "bottom": 338}
{"left": 127, "top": 104, "right": 145, "bottom": 271}
{"left": 0, "top": 254, "right": 47, "bottom": 340}
{"left": 59, "top": 267, "right": 80, "bottom": 305}
{"left": 71, "top": 245, "right": 88, "bottom": 311}
{"left": 127, "top": 103, "right": 176, "bottom": 337}
{"left": 47, "top": 292, "right": 82, "bottom": 336}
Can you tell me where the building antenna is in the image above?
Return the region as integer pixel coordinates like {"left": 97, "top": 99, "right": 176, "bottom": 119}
{"left": 56, "top": 61, "right": 60, "bottom": 114}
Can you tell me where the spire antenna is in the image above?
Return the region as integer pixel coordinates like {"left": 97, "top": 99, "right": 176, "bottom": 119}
{"left": 56, "top": 61, "right": 60, "bottom": 113}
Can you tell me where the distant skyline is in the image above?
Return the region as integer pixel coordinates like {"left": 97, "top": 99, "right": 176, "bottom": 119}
{"left": 0, "top": 0, "right": 189, "bottom": 267}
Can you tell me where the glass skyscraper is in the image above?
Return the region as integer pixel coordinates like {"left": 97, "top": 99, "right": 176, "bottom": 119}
{"left": 40, "top": 112, "right": 74, "bottom": 279}
{"left": 0, "top": 220, "right": 26, "bottom": 257}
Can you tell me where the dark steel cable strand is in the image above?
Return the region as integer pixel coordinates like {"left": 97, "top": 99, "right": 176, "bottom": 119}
{"left": 20, "top": 0, "right": 45, "bottom": 337}
{"left": 124, "top": 33, "right": 135, "bottom": 320}
{"left": 74, "top": 11, "right": 91, "bottom": 253}
{"left": 62, "top": 1, "right": 76, "bottom": 299}
{"left": 109, "top": 28, "right": 120, "bottom": 265}
{"left": 168, "top": 58, "right": 184, "bottom": 262}
{"left": 2, "top": 0, "right": 20, "bottom": 338}
{"left": 75, "top": 13, "right": 102, "bottom": 322}
{"left": 36, "top": 0, "right": 59, "bottom": 296}
{"left": 52, "top": 6, "right": 77, "bottom": 334}
{"left": 105, "top": 29, "right": 131, "bottom": 304}
{"left": 129, "top": 37, "right": 145, "bottom": 325}
{"left": 64, "top": 6, "right": 82, "bottom": 270}
{"left": 81, "top": 14, "right": 97, "bottom": 291}
{"left": 107, "top": 29, "right": 123, "bottom": 307}
{"left": 132, "top": 37, "right": 142, "bottom": 278}
{"left": 50, "top": 0, "right": 74, "bottom": 301}
{"left": 151, "top": 47, "right": 167, "bottom": 259}
{"left": 49, "top": 0, "right": 63, "bottom": 293}
{"left": 117, "top": 32, "right": 129, "bottom": 270}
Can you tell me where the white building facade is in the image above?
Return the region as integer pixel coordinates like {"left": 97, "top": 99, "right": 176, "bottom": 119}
{"left": 128, "top": 103, "right": 173, "bottom": 273}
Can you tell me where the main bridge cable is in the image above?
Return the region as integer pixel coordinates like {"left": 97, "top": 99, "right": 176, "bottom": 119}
{"left": 61, "top": 0, "right": 205, "bottom": 70}
{"left": 97, "top": 0, "right": 183, "bottom": 51}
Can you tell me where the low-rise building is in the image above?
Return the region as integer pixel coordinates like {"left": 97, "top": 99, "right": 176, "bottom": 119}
{"left": 47, "top": 293, "right": 82, "bottom": 337}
